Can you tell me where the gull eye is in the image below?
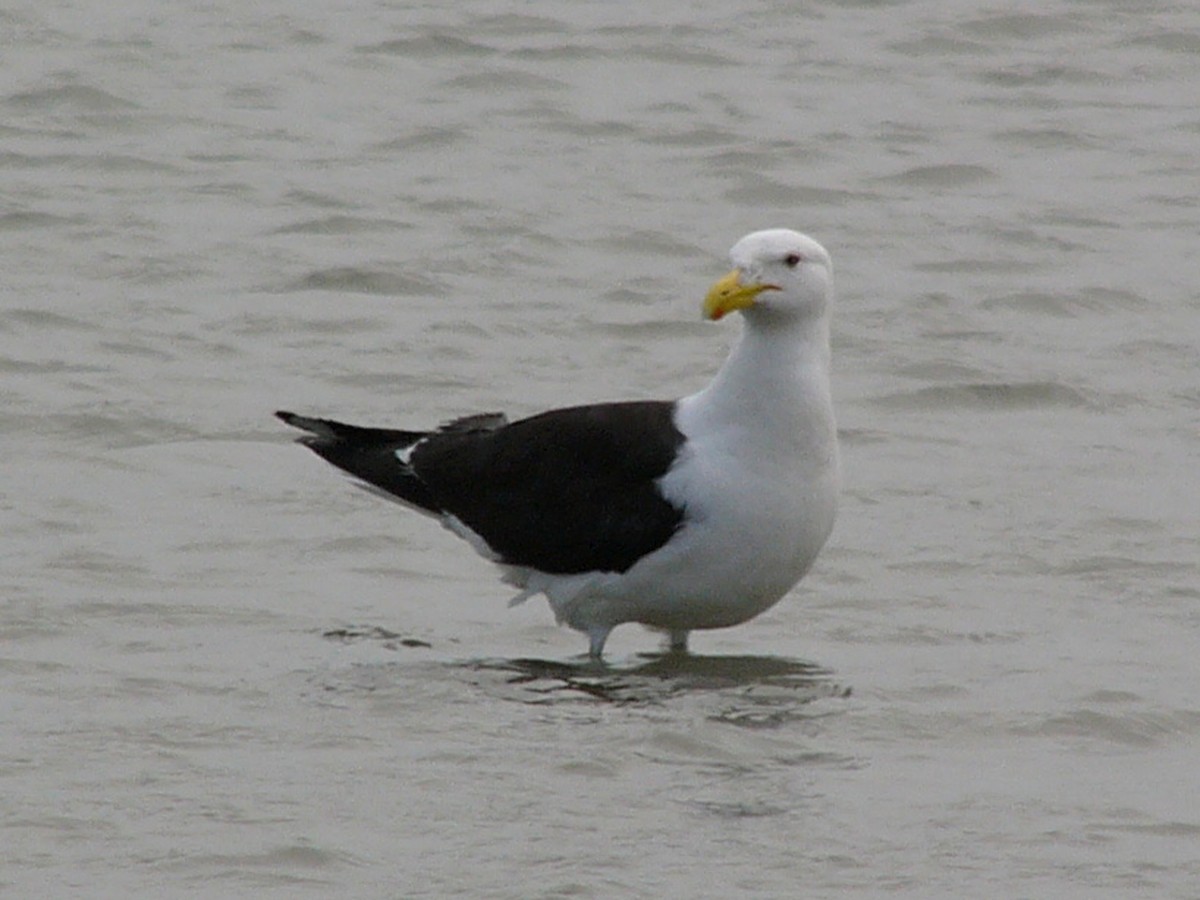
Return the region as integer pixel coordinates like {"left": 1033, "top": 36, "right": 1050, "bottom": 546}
{"left": 784, "top": 253, "right": 803, "bottom": 268}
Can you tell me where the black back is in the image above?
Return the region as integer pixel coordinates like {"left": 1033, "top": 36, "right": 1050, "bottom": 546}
{"left": 278, "top": 401, "right": 686, "bottom": 575}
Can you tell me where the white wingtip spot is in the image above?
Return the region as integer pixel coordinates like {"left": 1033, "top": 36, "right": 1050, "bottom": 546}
{"left": 394, "top": 439, "right": 424, "bottom": 467}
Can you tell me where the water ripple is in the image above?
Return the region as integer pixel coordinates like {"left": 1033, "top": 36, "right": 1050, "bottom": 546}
{"left": 873, "top": 381, "right": 1094, "bottom": 412}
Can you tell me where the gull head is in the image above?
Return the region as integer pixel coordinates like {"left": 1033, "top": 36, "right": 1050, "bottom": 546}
{"left": 704, "top": 229, "right": 833, "bottom": 325}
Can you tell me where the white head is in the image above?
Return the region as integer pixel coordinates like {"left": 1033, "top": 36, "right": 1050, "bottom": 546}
{"left": 704, "top": 229, "right": 833, "bottom": 326}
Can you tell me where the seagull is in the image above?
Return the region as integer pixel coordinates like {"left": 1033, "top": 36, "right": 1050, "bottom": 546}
{"left": 277, "top": 229, "right": 839, "bottom": 658}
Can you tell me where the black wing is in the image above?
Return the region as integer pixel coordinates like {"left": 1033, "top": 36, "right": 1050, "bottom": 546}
{"left": 277, "top": 410, "right": 447, "bottom": 513}
{"left": 277, "top": 401, "right": 685, "bottom": 575}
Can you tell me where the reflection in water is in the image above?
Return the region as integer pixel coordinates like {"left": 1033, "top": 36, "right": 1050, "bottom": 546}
{"left": 467, "top": 653, "right": 851, "bottom": 717}
{"left": 318, "top": 625, "right": 851, "bottom": 725}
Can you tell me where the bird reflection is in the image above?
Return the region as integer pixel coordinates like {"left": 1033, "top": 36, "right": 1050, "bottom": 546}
{"left": 470, "top": 653, "right": 849, "bottom": 710}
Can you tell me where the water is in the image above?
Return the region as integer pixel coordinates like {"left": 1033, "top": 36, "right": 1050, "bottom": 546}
{"left": 3, "top": 0, "right": 1198, "bottom": 895}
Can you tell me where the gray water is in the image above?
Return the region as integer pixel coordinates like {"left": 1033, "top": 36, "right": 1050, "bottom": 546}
{"left": 3, "top": 0, "right": 1199, "bottom": 896}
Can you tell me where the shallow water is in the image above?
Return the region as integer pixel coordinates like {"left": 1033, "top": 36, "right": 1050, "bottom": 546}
{"left": 3, "top": 0, "right": 1199, "bottom": 896}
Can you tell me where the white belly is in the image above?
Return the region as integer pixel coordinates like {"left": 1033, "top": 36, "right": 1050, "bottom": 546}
{"left": 619, "top": 452, "right": 836, "bottom": 629}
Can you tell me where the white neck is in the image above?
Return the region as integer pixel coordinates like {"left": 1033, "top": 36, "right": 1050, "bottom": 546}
{"left": 689, "top": 312, "right": 835, "bottom": 452}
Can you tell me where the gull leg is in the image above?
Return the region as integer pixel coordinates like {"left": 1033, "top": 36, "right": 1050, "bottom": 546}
{"left": 587, "top": 626, "right": 612, "bottom": 659}
{"left": 666, "top": 629, "right": 689, "bottom": 654}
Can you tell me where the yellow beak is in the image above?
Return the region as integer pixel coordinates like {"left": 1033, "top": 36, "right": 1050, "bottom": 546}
{"left": 703, "top": 269, "right": 778, "bottom": 320}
